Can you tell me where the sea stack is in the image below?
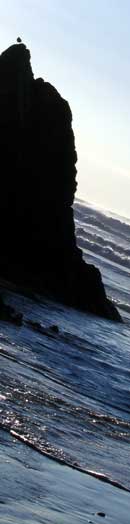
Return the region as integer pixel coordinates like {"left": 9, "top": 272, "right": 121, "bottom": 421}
{"left": 0, "top": 42, "right": 121, "bottom": 321}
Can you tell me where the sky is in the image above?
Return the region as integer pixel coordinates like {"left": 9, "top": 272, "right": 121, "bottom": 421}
{"left": 1, "top": 0, "right": 130, "bottom": 217}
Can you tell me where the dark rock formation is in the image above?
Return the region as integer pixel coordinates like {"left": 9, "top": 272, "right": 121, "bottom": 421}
{"left": 0, "top": 295, "right": 22, "bottom": 325}
{"left": 0, "top": 43, "right": 121, "bottom": 321}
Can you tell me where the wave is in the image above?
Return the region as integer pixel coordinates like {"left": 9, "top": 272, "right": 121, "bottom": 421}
{"left": 76, "top": 227, "right": 130, "bottom": 257}
{"left": 7, "top": 429, "right": 129, "bottom": 493}
{"left": 111, "top": 299, "right": 130, "bottom": 315}
{"left": 74, "top": 200, "right": 130, "bottom": 269}
{"left": 76, "top": 235, "right": 130, "bottom": 269}
{"left": 74, "top": 201, "right": 130, "bottom": 241}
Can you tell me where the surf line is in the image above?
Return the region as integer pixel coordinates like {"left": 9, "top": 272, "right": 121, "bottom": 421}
{"left": 10, "top": 429, "right": 130, "bottom": 493}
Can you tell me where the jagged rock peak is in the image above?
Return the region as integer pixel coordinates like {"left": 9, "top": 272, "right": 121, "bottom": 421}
{"left": 0, "top": 42, "right": 33, "bottom": 78}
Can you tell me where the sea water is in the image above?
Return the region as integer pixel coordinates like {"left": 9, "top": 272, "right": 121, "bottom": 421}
{"left": 0, "top": 199, "right": 130, "bottom": 522}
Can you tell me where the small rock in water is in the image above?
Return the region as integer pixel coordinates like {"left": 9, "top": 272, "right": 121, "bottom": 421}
{"left": 17, "top": 37, "right": 22, "bottom": 43}
{"left": 96, "top": 512, "right": 106, "bottom": 517}
{"left": 49, "top": 324, "right": 59, "bottom": 334}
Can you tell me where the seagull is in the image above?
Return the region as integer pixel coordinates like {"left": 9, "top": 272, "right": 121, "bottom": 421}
{"left": 17, "top": 37, "right": 22, "bottom": 43}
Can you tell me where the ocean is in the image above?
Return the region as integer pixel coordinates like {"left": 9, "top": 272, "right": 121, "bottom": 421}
{"left": 0, "top": 199, "right": 130, "bottom": 523}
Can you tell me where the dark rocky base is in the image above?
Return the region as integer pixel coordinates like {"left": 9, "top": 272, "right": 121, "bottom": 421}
{"left": 0, "top": 264, "right": 122, "bottom": 323}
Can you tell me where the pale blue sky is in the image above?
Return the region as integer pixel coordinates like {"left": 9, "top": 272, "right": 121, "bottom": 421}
{"left": 1, "top": 1, "right": 130, "bottom": 217}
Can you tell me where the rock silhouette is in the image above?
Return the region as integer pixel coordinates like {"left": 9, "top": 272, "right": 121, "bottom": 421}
{"left": 0, "top": 43, "right": 121, "bottom": 321}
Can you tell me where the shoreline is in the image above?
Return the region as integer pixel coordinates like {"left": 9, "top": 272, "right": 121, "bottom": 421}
{"left": 10, "top": 429, "right": 130, "bottom": 493}
{"left": 0, "top": 429, "right": 130, "bottom": 524}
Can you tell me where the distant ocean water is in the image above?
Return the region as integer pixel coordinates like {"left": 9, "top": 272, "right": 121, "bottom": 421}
{"left": 0, "top": 199, "right": 130, "bottom": 522}
{"left": 74, "top": 199, "right": 130, "bottom": 315}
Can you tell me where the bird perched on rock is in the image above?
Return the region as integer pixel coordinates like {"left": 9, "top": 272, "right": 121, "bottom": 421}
{"left": 17, "top": 37, "right": 22, "bottom": 43}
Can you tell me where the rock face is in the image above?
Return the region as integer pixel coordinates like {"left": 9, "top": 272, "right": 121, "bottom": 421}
{"left": 0, "top": 43, "right": 121, "bottom": 321}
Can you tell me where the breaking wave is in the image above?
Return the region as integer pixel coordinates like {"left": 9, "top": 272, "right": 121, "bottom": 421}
{"left": 76, "top": 235, "right": 130, "bottom": 269}
{"left": 74, "top": 201, "right": 130, "bottom": 240}
{"left": 74, "top": 201, "right": 130, "bottom": 270}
